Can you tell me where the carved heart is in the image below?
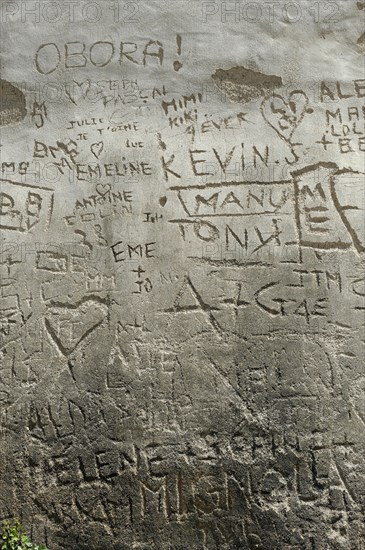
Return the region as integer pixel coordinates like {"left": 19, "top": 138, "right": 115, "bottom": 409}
{"left": 64, "top": 80, "right": 91, "bottom": 105}
{"left": 91, "top": 141, "right": 104, "bottom": 159}
{"left": 159, "top": 196, "right": 167, "bottom": 207}
{"left": 45, "top": 299, "right": 107, "bottom": 356}
{"left": 261, "top": 91, "right": 309, "bottom": 142}
{"left": 96, "top": 183, "right": 111, "bottom": 196}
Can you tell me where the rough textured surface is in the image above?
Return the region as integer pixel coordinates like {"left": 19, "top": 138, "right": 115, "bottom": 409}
{"left": 0, "top": 1, "right": 364, "bottom": 548}
{"left": 0, "top": 80, "right": 27, "bottom": 126}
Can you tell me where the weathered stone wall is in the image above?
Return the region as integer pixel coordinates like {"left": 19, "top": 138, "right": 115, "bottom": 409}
{"left": 0, "top": 1, "right": 364, "bottom": 548}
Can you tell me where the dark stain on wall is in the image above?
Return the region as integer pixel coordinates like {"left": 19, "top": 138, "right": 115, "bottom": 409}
{"left": 212, "top": 66, "right": 283, "bottom": 103}
{"left": 0, "top": 79, "right": 27, "bottom": 126}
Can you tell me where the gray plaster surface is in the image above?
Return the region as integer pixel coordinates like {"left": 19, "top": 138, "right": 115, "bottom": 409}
{"left": 0, "top": 1, "right": 364, "bottom": 548}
